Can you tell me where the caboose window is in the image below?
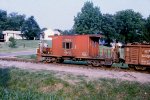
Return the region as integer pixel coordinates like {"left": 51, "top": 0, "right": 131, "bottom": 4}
{"left": 66, "top": 43, "right": 70, "bottom": 49}
{"left": 63, "top": 42, "right": 72, "bottom": 49}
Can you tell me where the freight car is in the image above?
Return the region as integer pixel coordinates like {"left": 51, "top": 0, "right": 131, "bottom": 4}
{"left": 36, "top": 34, "right": 150, "bottom": 70}
{"left": 125, "top": 43, "right": 150, "bottom": 70}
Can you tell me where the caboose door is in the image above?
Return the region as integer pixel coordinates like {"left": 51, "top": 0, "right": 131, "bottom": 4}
{"left": 62, "top": 38, "right": 73, "bottom": 56}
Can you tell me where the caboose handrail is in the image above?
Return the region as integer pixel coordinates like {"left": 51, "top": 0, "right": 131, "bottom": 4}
{"left": 99, "top": 47, "right": 112, "bottom": 58}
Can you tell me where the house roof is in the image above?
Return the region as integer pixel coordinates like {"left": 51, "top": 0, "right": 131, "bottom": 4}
{"left": 2, "top": 31, "right": 22, "bottom": 35}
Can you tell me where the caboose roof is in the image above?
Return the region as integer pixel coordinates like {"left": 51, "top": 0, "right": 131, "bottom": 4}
{"left": 88, "top": 34, "right": 103, "bottom": 37}
{"left": 48, "top": 34, "right": 103, "bottom": 38}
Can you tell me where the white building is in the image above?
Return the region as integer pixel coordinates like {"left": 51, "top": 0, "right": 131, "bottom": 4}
{"left": 2, "top": 31, "right": 24, "bottom": 42}
{"left": 41, "top": 29, "right": 61, "bottom": 40}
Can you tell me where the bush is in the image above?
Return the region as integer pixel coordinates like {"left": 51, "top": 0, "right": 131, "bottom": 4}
{"left": 9, "top": 37, "right": 17, "bottom": 48}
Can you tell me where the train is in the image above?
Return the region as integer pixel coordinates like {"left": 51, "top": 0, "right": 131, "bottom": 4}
{"left": 36, "top": 34, "right": 150, "bottom": 70}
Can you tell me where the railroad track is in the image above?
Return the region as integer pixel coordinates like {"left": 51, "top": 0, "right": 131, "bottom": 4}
{"left": 0, "top": 57, "right": 37, "bottom": 63}
{"left": 0, "top": 57, "right": 150, "bottom": 74}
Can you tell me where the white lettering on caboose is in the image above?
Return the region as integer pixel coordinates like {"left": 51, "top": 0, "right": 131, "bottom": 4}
{"left": 64, "top": 39, "right": 72, "bottom": 42}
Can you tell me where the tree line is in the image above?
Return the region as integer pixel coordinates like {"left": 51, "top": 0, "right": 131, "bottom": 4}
{"left": 0, "top": 2, "right": 150, "bottom": 44}
{"left": 68, "top": 2, "right": 150, "bottom": 44}
{"left": 0, "top": 10, "right": 41, "bottom": 40}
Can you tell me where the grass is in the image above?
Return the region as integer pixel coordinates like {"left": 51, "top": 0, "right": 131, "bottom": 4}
{"left": 0, "top": 67, "right": 149, "bottom": 100}
{"left": 0, "top": 40, "right": 39, "bottom": 53}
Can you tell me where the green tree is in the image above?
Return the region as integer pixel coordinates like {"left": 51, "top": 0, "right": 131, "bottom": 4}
{"left": 73, "top": 1, "right": 102, "bottom": 34}
{"left": 21, "top": 16, "right": 41, "bottom": 40}
{"left": 0, "top": 10, "right": 7, "bottom": 35}
{"left": 101, "top": 14, "right": 117, "bottom": 45}
{"left": 6, "top": 12, "right": 25, "bottom": 31}
{"left": 142, "top": 15, "right": 150, "bottom": 42}
{"left": 9, "top": 37, "right": 17, "bottom": 48}
{"left": 62, "top": 29, "right": 75, "bottom": 35}
{"left": 115, "top": 9, "right": 144, "bottom": 43}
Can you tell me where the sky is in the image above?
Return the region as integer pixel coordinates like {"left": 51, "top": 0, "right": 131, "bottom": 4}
{"left": 0, "top": 0, "right": 150, "bottom": 30}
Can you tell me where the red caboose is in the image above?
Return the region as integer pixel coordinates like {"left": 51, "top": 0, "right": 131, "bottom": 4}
{"left": 51, "top": 35, "right": 100, "bottom": 58}
{"left": 37, "top": 34, "right": 112, "bottom": 66}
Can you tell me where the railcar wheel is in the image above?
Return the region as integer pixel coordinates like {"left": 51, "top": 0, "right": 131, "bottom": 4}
{"left": 45, "top": 57, "right": 52, "bottom": 63}
{"left": 91, "top": 61, "right": 100, "bottom": 67}
{"left": 135, "top": 66, "right": 146, "bottom": 71}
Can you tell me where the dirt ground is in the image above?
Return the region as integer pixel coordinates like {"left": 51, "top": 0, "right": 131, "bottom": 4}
{"left": 0, "top": 60, "right": 150, "bottom": 83}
